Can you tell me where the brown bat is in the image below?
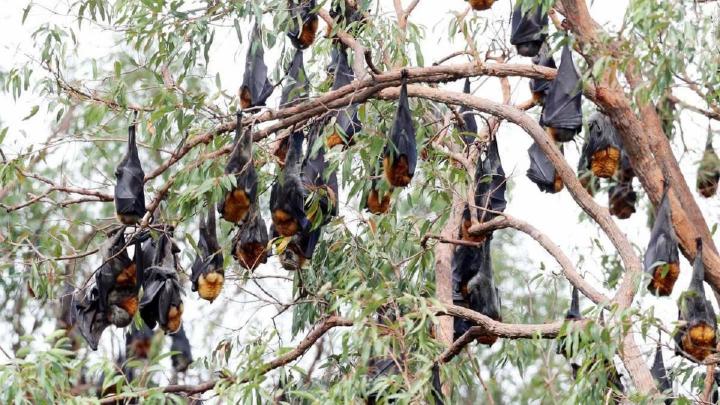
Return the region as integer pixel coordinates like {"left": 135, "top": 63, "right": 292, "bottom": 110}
{"left": 287, "top": 0, "right": 318, "bottom": 49}
{"left": 140, "top": 228, "right": 183, "bottom": 334}
{"left": 191, "top": 205, "right": 225, "bottom": 301}
{"left": 218, "top": 112, "right": 258, "bottom": 224}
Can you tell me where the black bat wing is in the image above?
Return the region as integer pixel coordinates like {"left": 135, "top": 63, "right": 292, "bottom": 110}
{"left": 680, "top": 240, "right": 714, "bottom": 326}
{"left": 331, "top": 46, "right": 354, "bottom": 89}
{"left": 385, "top": 76, "right": 418, "bottom": 174}
{"left": 72, "top": 287, "right": 109, "bottom": 350}
{"left": 114, "top": 124, "right": 147, "bottom": 219}
{"left": 509, "top": 3, "right": 548, "bottom": 57}
{"left": 475, "top": 136, "right": 507, "bottom": 221}
{"left": 286, "top": 0, "right": 317, "bottom": 49}
{"left": 650, "top": 339, "right": 672, "bottom": 395}
{"left": 431, "top": 363, "right": 444, "bottom": 405}
{"left": 541, "top": 45, "right": 582, "bottom": 131}
{"left": 157, "top": 278, "right": 183, "bottom": 332}
{"left": 280, "top": 49, "right": 309, "bottom": 107}
{"left": 566, "top": 286, "right": 581, "bottom": 320}
{"left": 451, "top": 245, "right": 483, "bottom": 301}
{"left": 459, "top": 78, "right": 478, "bottom": 145}
{"left": 529, "top": 43, "right": 556, "bottom": 96}
{"left": 643, "top": 186, "right": 679, "bottom": 271}
{"left": 170, "top": 325, "right": 193, "bottom": 372}
{"left": 526, "top": 142, "right": 559, "bottom": 193}
{"left": 585, "top": 112, "right": 621, "bottom": 164}
{"left": 467, "top": 240, "right": 500, "bottom": 321}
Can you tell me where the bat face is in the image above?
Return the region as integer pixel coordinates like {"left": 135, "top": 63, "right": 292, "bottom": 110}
{"left": 675, "top": 239, "right": 717, "bottom": 362}
{"left": 270, "top": 131, "right": 310, "bottom": 237}
{"left": 219, "top": 113, "right": 258, "bottom": 224}
{"left": 468, "top": 0, "right": 494, "bottom": 11}
{"left": 72, "top": 287, "right": 110, "bottom": 351}
{"left": 170, "top": 326, "right": 193, "bottom": 373}
{"left": 280, "top": 49, "right": 309, "bottom": 108}
{"left": 383, "top": 74, "right": 417, "bottom": 187}
{"left": 529, "top": 43, "right": 556, "bottom": 103}
{"left": 140, "top": 232, "right": 184, "bottom": 333}
{"left": 510, "top": 3, "right": 548, "bottom": 57}
{"left": 125, "top": 324, "right": 154, "bottom": 359}
{"left": 527, "top": 141, "right": 563, "bottom": 193}
{"left": 192, "top": 206, "right": 225, "bottom": 301}
{"left": 114, "top": 124, "right": 146, "bottom": 224}
{"left": 287, "top": 0, "right": 318, "bottom": 49}
{"left": 241, "top": 25, "right": 274, "bottom": 108}
{"left": 474, "top": 137, "right": 507, "bottom": 224}
{"left": 644, "top": 185, "right": 680, "bottom": 296}
{"left": 608, "top": 182, "right": 637, "bottom": 220}
{"left": 541, "top": 45, "right": 583, "bottom": 141}
{"left": 233, "top": 207, "right": 269, "bottom": 270}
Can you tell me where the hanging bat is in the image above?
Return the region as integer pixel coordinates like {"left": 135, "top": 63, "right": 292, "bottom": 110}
{"left": 674, "top": 238, "right": 717, "bottom": 362}
{"left": 328, "top": 0, "right": 365, "bottom": 35}
{"left": 273, "top": 135, "right": 290, "bottom": 166}
{"left": 474, "top": 136, "right": 507, "bottom": 225}
{"left": 383, "top": 71, "right": 417, "bottom": 187}
{"left": 576, "top": 149, "right": 599, "bottom": 196}
{"left": 303, "top": 120, "right": 339, "bottom": 222}
{"left": 218, "top": 112, "right": 258, "bottom": 224}
{"left": 608, "top": 181, "right": 637, "bottom": 220}
{"left": 278, "top": 228, "right": 320, "bottom": 271}
{"left": 240, "top": 24, "right": 274, "bottom": 109}
{"left": 431, "top": 363, "right": 444, "bottom": 405}
{"left": 645, "top": 183, "right": 680, "bottom": 296}
{"left": 279, "top": 49, "right": 309, "bottom": 108}
{"left": 466, "top": 0, "right": 494, "bottom": 11}
{"left": 140, "top": 230, "right": 183, "bottom": 334}
{"left": 287, "top": 0, "right": 318, "bottom": 49}
{"left": 618, "top": 149, "right": 635, "bottom": 183}
{"left": 170, "top": 325, "right": 193, "bottom": 373}
{"left": 541, "top": 45, "right": 583, "bottom": 142}
{"left": 114, "top": 123, "right": 146, "bottom": 225}
{"left": 364, "top": 157, "right": 393, "bottom": 214}
{"left": 459, "top": 204, "right": 482, "bottom": 243}
{"left": 458, "top": 78, "right": 478, "bottom": 146}
{"left": 650, "top": 333, "right": 672, "bottom": 403}
{"left": 556, "top": 287, "right": 581, "bottom": 369}
{"left": 452, "top": 244, "right": 480, "bottom": 339}
{"left": 71, "top": 287, "right": 110, "bottom": 350}
{"left": 270, "top": 130, "right": 310, "bottom": 237}
{"left": 366, "top": 357, "right": 401, "bottom": 405}
{"left": 466, "top": 239, "right": 502, "bottom": 345}
{"left": 510, "top": 2, "right": 548, "bottom": 57}
{"left": 125, "top": 324, "right": 154, "bottom": 360}
{"left": 327, "top": 45, "right": 362, "bottom": 148}
{"left": 191, "top": 205, "right": 225, "bottom": 302}
{"left": 529, "top": 43, "right": 556, "bottom": 103}
{"left": 233, "top": 206, "right": 269, "bottom": 270}
{"left": 579, "top": 112, "right": 621, "bottom": 178}
{"left": 95, "top": 228, "right": 146, "bottom": 328}
{"left": 527, "top": 141, "right": 563, "bottom": 193}
{"left": 697, "top": 132, "right": 719, "bottom": 198}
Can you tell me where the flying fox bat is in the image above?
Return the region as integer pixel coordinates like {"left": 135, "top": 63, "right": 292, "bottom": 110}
{"left": 527, "top": 141, "right": 563, "bottom": 193}
{"left": 674, "top": 239, "right": 717, "bottom": 363}
{"left": 114, "top": 123, "right": 146, "bottom": 225}
{"left": 364, "top": 157, "right": 393, "bottom": 214}
{"left": 541, "top": 45, "right": 583, "bottom": 142}
{"left": 645, "top": 183, "right": 680, "bottom": 296}
{"left": 474, "top": 136, "right": 507, "bottom": 226}
{"left": 270, "top": 131, "right": 310, "bottom": 237}
{"left": 328, "top": 0, "right": 365, "bottom": 35}
{"left": 287, "top": 0, "right": 318, "bottom": 49}
{"left": 510, "top": 2, "right": 548, "bottom": 57}
{"left": 303, "top": 120, "right": 339, "bottom": 222}
{"left": 170, "top": 325, "right": 193, "bottom": 373}
{"left": 240, "top": 24, "right": 274, "bottom": 109}
{"left": 608, "top": 181, "right": 637, "bottom": 220}
{"left": 650, "top": 332, "right": 672, "bottom": 403}
{"left": 233, "top": 206, "right": 269, "bottom": 270}
{"left": 556, "top": 287, "right": 581, "bottom": 365}
{"left": 467, "top": 0, "right": 494, "bottom": 11}
{"left": 326, "top": 45, "right": 362, "bottom": 148}
{"left": 431, "top": 363, "right": 445, "bottom": 405}
{"left": 218, "top": 112, "right": 258, "bottom": 224}
{"left": 383, "top": 71, "right": 417, "bottom": 187}
{"left": 697, "top": 132, "right": 719, "bottom": 198}
{"left": 71, "top": 287, "right": 110, "bottom": 350}
{"left": 529, "top": 43, "right": 556, "bottom": 103}
{"left": 191, "top": 205, "right": 225, "bottom": 302}
{"left": 140, "top": 230, "right": 183, "bottom": 334}
{"left": 95, "top": 228, "right": 146, "bottom": 328}
{"left": 279, "top": 49, "right": 309, "bottom": 108}
{"left": 580, "top": 112, "right": 621, "bottom": 178}
{"left": 458, "top": 78, "right": 478, "bottom": 146}
{"left": 125, "top": 323, "right": 154, "bottom": 360}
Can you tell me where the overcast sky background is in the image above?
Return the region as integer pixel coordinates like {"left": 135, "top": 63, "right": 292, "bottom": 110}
{"left": 1, "top": 0, "right": 719, "bottom": 398}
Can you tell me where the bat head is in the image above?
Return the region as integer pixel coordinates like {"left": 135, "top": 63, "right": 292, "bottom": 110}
{"left": 287, "top": 0, "right": 318, "bottom": 49}
{"left": 125, "top": 324, "right": 154, "bottom": 359}
{"left": 114, "top": 124, "right": 146, "bottom": 224}
{"left": 468, "top": 0, "right": 494, "bottom": 11}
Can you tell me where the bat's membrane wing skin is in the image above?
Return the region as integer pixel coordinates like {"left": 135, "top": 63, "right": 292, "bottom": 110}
{"left": 527, "top": 141, "right": 563, "bottom": 193}
{"left": 114, "top": 124, "right": 146, "bottom": 224}
{"left": 72, "top": 287, "right": 110, "bottom": 351}
{"left": 582, "top": 112, "right": 621, "bottom": 178}
{"left": 96, "top": 229, "right": 139, "bottom": 328}
{"left": 287, "top": 0, "right": 318, "bottom": 50}
{"left": 644, "top": 185, "right": 680, "bottom": 296}
{"left": 170, "top": 325, "right": 193, "bottom": 373}
{"left": 241, "top": 24, "right": 274, "bottom": 109}
{"left": 192, "top": 205, "right": 225, "bottom": 301}
{"left": 327, "top": 45, "right": 362, "bottom": 148}
{"left": 510, "top": 3, "right": 548, "bottom": 57}
{"left": 675, "top": 239, "right": 717, "bottom": 362}
{"left": 383, "top": 73, "right": 417, "bottom": 187}
{"left": 219, "top": 113, "right": 259, "bottom": 224}
{"left": 270, "top": 131, "right": 310, "bottom": 237}
{"left": 474, "top": 136, "right": 507, "bottom": 224}
{"left": 458, "top": 78, "right": 478, "bottom": 146}
{"left": 697, "top": 132, "right": 720, "bottom": 198}
{"left": 233, "top": 207, "right": 269, "bottom": 270}
{"left": 541, "top": 45, "right": 583, "bottom": 141}
{"left": 303, "top": 120, "right": 339, "bottom": 220}
{"left": 650, "top": 338, "right": 672, "bottom": 398}
{"left": 140, "top": 231, "right": 184, "bottom": 333}
{"left": 529, "top": 43, "right": 556, "bottom": 102}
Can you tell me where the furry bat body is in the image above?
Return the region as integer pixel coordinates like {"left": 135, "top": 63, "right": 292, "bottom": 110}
{"left": 287, "top": 0, "right": 318, "bottom": 49}
{"left": 383, "top": 71, "right": 417, "bottom": 187}
{"left": 541, "top": 45, "right": 583, "bottom": 142}
{"left": 645, "top": 183, "right": 680, "bottom": 296}
{"left": 270, "top": 131, "right": 310, "bottom": 237}
{"left": 219, "top": 113, "right": 258, "bottom": 224}
{"left": 240, "top": 24, "right": 274, "bottom": 109}
{"left": 510, "top": 3, "right": 548, "bottom": 57}
{"left": 191, "top": 205, "right": 225, "bottom": 301}
{"left": 114, "top": 124, "right": 146, "bottom": 224}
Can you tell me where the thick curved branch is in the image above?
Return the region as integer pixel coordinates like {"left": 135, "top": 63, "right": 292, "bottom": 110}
{"left": 98, "top": 316, "right": 353, "bottom": 403}
{"left": 468, "top": 215, "right": 609, "bottom": 306}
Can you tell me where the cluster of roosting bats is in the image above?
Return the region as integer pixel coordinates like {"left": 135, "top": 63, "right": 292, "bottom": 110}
{"left": 61, "top": 0, "right": 720, "bottom": 400}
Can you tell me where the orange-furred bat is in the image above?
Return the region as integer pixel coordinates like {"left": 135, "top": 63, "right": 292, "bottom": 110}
{"left": 218, "top": 112, "right": 258, "bottom": 224}
{"left": 191, "top": 205, "right": 225, "bottom": 301}
{"left": 287, "top": 0, "right": 318, "bottom": 49}
{"left": 270, "top": 131, "right": 310, "bottom": 237}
